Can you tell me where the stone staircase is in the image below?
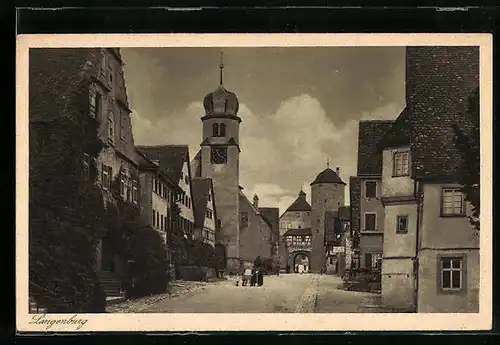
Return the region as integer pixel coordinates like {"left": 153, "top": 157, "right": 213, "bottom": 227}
{"left": 97, "top": 270, "right": 125, "bottom": 298}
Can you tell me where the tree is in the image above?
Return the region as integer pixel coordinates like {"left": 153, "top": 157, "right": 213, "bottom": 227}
{"left": 106, "top": 185, "right": 170, "bottom": 297}
{"left": 29, "top": 77, "right": 107, "bottom": 312}
{"left": 453, "top": 87, "right": 480, "bottom": 231}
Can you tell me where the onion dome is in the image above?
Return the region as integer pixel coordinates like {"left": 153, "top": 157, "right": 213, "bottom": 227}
{"left": 203, "top": 52, "right": 240, "bottom": 117}
{"left": 203, "top": 85, "right": 239, "bottom": 116}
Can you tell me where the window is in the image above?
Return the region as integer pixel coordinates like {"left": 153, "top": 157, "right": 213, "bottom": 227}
{"left": 241, "top": 212, "right": 249, "bottom": 228}
{"left": 393, "top": 151, "right": 410, "bottom": 177}
{"left": 119, "top": 172, "right": 127, "bottom": 199}
{"left": 120, "top": 110, "right": 127, "bottom": 140}
{"left": 152, "top": 209, "right": 156, "bottom": 227}
{"left": 108, "top": 60, "right": 113, "bottom": 84}
{"left": 365, "top": 181, "right": 377, "bottom": 198}
{"left": 82, "top": 153, "right": 91, "bottom": 180}
{"left": 219, "top": 123, "right": 226, "bottom": 137}
{"left": 101, "top": 164, "right": 112, "bottom": 191}
{"left": 296, "top": 212, "right": 300, "bottom": 218}
{"left": 208, "top": 193, "right": 211, "bottom": 202}
{"left": 163, "top": 186, "right": 167, "bottom": 199}
{"left": 107, "top": 111, "right": 115, "bottom": 143}
{"left": 132, "top": 180, "right": 138, "bottom": 204}
{"left": 442, "top": 188, "right": 465, "bottom": 216}
{"left": 100, "top": 51, "right": 106, "bottom": 77}
{"left": 440, "top": 257, "right": 464, "bottom": 291}
{"left": 160, "top": 214, "right": 164, "bottom": 231}
{"left": 211, "top": 147, "right": 228, "bottom": 164}
{"left": 364, "top": 213, "right": 377, "bottom": 231}
{"left": 212, "top": 123, "right": 219, "bottom": 137}
{"left": 364, "top": 253, "right": 372, "bottom": 268}
{"left": 156, "top": 211, "right": 160, "bottom": 228}
{"left": 396, "top": 215, "right": 408, "bottom": 234}
{"left": 88, "top": 83, "right": 97, "bottom": 118}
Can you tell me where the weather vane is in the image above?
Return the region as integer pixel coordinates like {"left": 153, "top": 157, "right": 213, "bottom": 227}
{"left": 327, "top": 157, "right": 330, "bottom": 169}
{"left": 219, "top": 51, "right": 224, "bottom": 85}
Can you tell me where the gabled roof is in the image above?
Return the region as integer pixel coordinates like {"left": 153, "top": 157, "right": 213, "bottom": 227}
{"left": 310, "top": 168, "right": 346, "bottom": 186}
{"left": 135, "top": 145, "right": 189, "bottom": 183}
{"left": 200, "top": 137, "right": 241, "bottom": 152}
{"left": 191, "top": 177, "right": 214, "bottom": 229}
{"left": 377, "top": 108, "right": 411, "bottom": 151}
{"left": 259, "top": 207, "right": 279, "bottom": 234}
{"left": 284, "top": 190, "right": 311, "bottom": 212}
{"left": 357, "top": 120, "right": 395, "bottom": 176}
{"left": 283, "top": 228, "right": 312, "bottom": 237}
{"left": 135, "top": 149, "right": 182, "bottom": 192}
{"left": 191, "top": 149, "right": 202, "bottom": 178}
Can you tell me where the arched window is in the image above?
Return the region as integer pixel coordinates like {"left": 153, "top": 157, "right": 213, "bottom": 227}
{"left": 219, "top": 123, "right": 226, "bottom": 137}
{"left": 212, "top": 123, "right": 219, "bottom": 137}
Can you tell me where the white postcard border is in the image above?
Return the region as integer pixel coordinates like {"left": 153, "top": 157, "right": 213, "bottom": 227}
{"left": 16, "top": 33, "right": 493, "bottom": 332}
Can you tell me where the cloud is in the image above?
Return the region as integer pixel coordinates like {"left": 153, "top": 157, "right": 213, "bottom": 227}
{"left": 131, "top": 94, "right": 403, "bottom": 216}
{"left": 131, "top": 102, "right": 204, "bottom": 160}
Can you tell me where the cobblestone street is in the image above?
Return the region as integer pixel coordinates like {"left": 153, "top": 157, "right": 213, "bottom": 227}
{"left": 108, "top": 274, "right": 383, "bottom": 313}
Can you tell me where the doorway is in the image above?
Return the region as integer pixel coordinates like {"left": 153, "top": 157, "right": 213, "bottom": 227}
{"left": 293, "top": 253, "right": 310, "bottom": 273}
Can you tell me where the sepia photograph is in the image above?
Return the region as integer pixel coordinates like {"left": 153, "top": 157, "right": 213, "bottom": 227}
{"left": 17, "top": 34, "right": 492, "bottom": 332}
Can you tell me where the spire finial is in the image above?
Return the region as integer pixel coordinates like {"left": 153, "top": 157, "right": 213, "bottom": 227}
{"left": 219, "top": 51, "right": 224, "bottom": 85}
{"left": 327, "top": 157, "right": 330, "bottom": 169}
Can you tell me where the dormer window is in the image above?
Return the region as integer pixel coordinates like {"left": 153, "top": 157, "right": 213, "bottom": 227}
{"left": 212, "top": 123, "right": 219, "bottom": 137}
{"left": 393, "top": 151, "right": 410, "bottom": 177}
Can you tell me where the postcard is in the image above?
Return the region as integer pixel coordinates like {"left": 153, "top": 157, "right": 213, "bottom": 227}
{"left": 16, "top": 33, "right": 492, "bottom": 332}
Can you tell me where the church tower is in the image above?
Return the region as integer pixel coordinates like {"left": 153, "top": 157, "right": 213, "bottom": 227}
{"left": 310, "top": 161, "right": 346, "bottom": 273}
{"left": 199, "top": 53, "right": 242, "bottom": 272}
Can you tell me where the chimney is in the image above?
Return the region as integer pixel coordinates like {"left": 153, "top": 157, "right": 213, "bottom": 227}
{"left": 253, "top": 194, "right": 259, "bottom": 208}
{"left": 336, "top": 167, "right": 340, "bottom": 177}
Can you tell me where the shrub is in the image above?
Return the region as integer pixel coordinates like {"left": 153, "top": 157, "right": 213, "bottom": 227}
{"left": 107, "top": 198, "right": 170, "bottom": 298}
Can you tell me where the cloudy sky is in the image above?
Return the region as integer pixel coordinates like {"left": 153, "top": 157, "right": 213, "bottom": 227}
{"left": 122, "top": 47, "right": 407, "bottom": 215}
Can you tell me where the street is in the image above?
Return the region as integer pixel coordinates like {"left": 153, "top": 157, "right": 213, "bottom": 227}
{"left": 110, "top": 274, "right": 384, "bottom": 313}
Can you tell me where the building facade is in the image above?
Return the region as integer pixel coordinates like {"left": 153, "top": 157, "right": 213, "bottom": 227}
{"left": 29, "top": 48, "right": 142, "bottom": 297}
{"left": 282, "top": 228, "right": 313, "bottom": 273}
{"left": 324, "top": 206, "right": 351, "bottom": 275}
{"left": 350, "top": 121, "right": 395, "bottom": 271}
{"left": 238, "top": 190, "right": 273, "bottom": 267}
{"left": 89, "top": 48, "right": 140, "bottom": 281}
{"left": 191, "top": 177, "right": 218, "bottom": 248}
{"left": 278, "top": 190, "right": 312, "bottom": 271}
{"left": 136, "top": 145, "right": 196, "bottom": 239}
{"left": 259, "top": 207, "right": 280, "bottom": 263}
{"left": 379, "top": 46, "right": 480, "bottom": 312}
{"left": 135, "top": 150, "right": 182, "bottom": 259}
{"left": 310, "top": 166, "right": 346, "bottom": 273}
